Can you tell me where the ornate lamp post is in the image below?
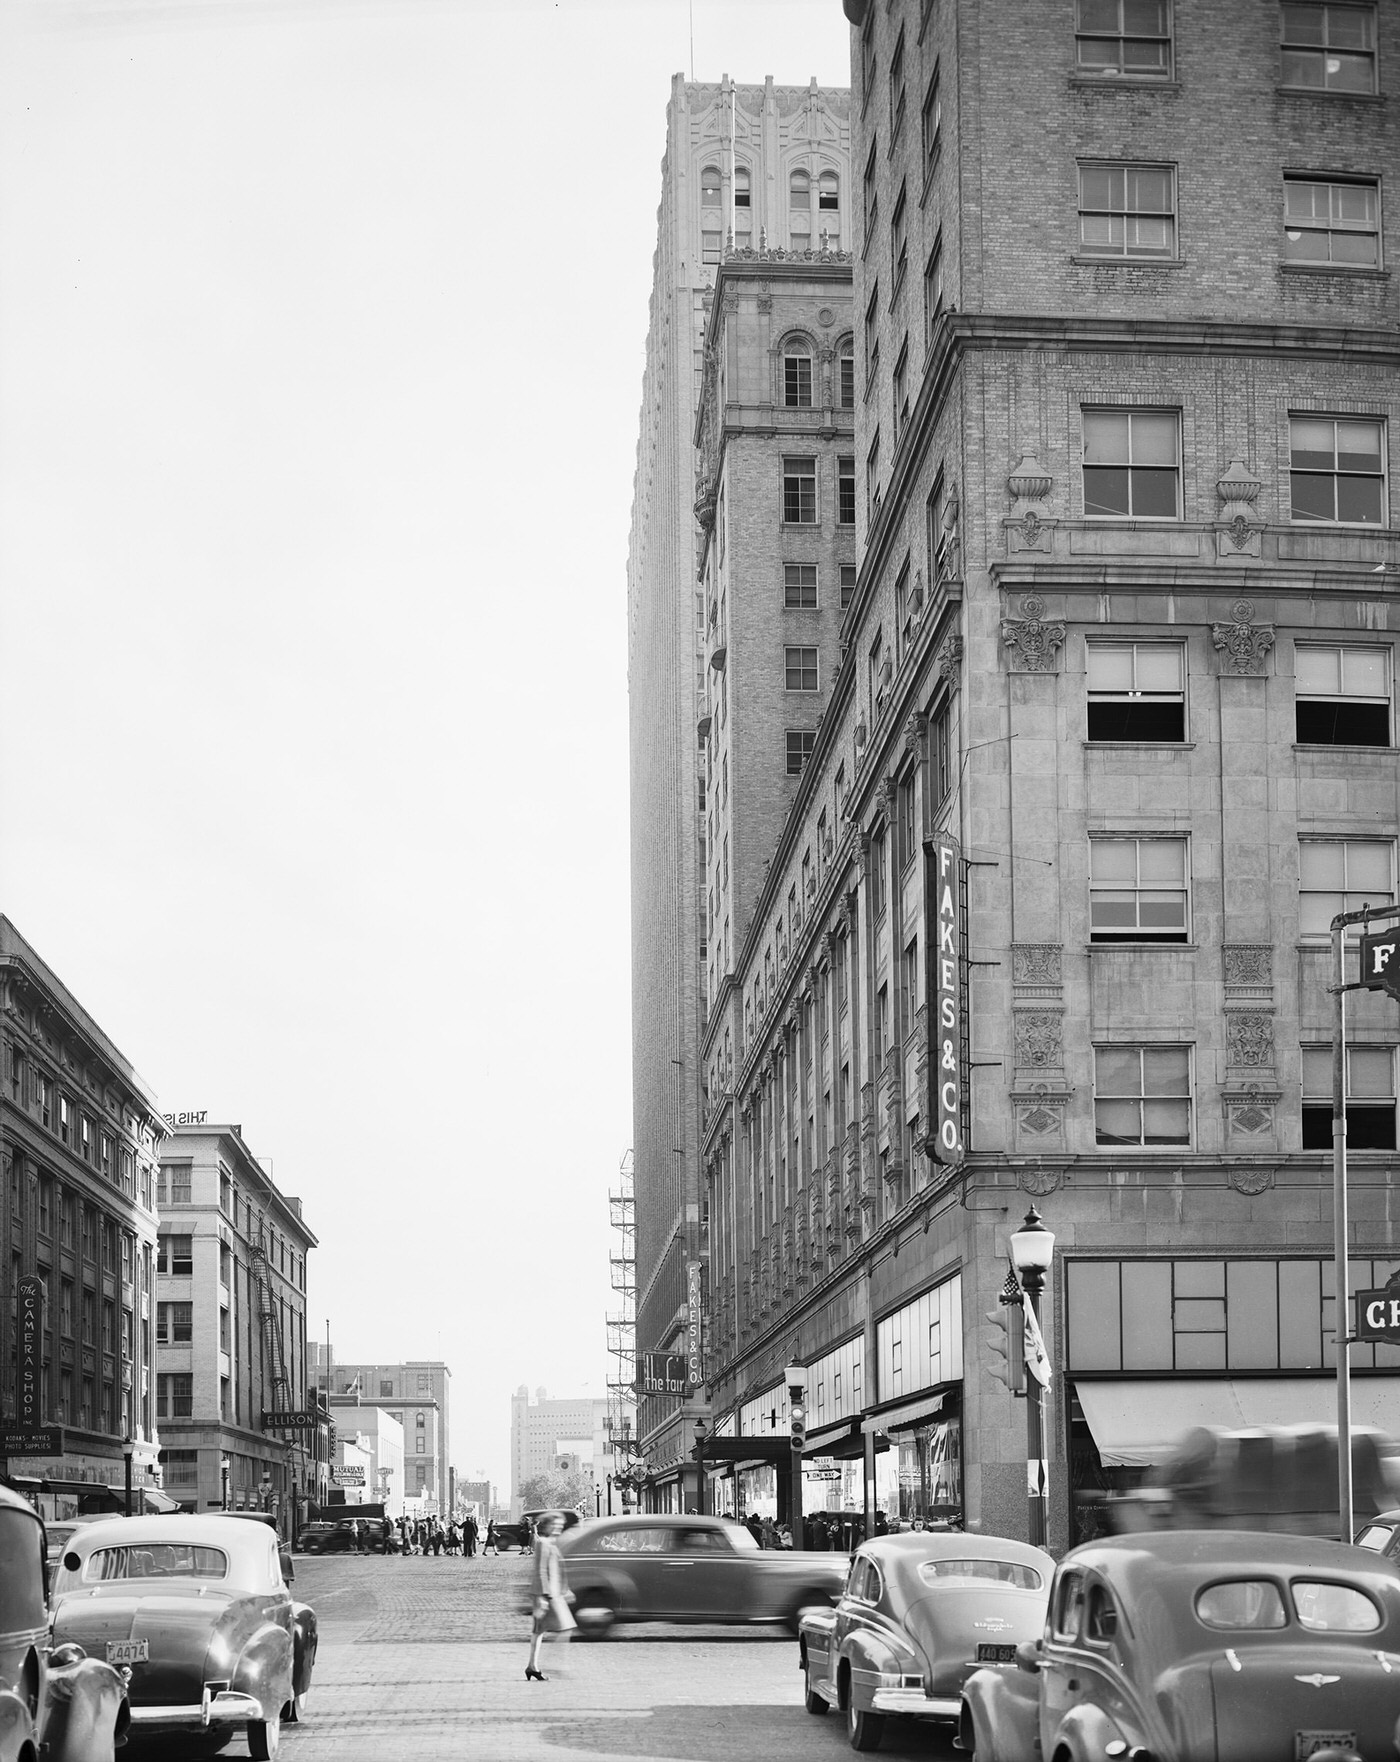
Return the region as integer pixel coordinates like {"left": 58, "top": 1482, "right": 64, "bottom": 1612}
{"left": 1009, "top": 1206, "right": 1055, "bottom": 1549}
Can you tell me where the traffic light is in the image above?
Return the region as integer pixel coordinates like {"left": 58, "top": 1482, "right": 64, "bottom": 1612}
{"left": 790, "top": 1400, "right": 807, "bottom": 1454}
{"left": 983, "top": 1305, "right": 1025, "bottom": 1395}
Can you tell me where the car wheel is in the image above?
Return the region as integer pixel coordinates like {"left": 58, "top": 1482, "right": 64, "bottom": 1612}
{"left": 845, "top": 1699, "right": 885, "bottom": 1753}
{"left": 247, "top": 1712, "right": 281, "bottom": 1759}
{"left": 283, "top": 1687, "right": 308, "bottom": 1725}
{"left": 571, "top": 1591, "right": 618, "bottom": 1638}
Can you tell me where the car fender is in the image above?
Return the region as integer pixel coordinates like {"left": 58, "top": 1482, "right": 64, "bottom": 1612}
{"left": 1051, "top": 1697, "right": 1136, "bottom": 1762}
{"left": 959, "top": 1664, "right": 1039, "bottom": 1762}
{"left": 39, "top": 1655, "right": 127, "bottom": 1762}
{"left": 230, "top": 1622, "right": 293, "bottom": 1722}
{"left": 799, "top": 1607, "right": 838, "bottom": 1682}
{"left": 841, "top": 1622, "right": 919, "bottom": 1710}
{"left": 290, "top": 1605, "right": 318, "bottom": 1697}
{"left": 0, "top": 1687, "right": 37, "bottom": 1762}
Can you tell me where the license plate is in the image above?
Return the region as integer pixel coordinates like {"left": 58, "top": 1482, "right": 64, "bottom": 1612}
{"left": 105, "top": 1640, "right": 148, "bottom": 1666}
{"left": 976, "top": 1643, "right": 1017, "bottom": 1663}
{"left": 1296, "top": 1735, "right": 1356, "bottom": 1761}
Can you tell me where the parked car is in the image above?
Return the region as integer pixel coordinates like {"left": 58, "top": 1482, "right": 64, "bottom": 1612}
{"left": 1355, "top": 1506, "right": 1400, "bottom": 1561}
{"left": 553, "top": 1513, "right": 846, "bottom": 1634}
{"left": 43, "top": 1516, "right": 100, "bottom": 1569}
{"left": 49, "top": 1513, "right": 317, "bottom": 1760}
{"left": 0, "top": 1482, "right": 129, "bottom": 1762}
{"left": 799, "top": 1531, "right": 1052, "bottom": 1752}
{"left": 959, "top": 1529, "right": 1400, "bottom": 1762}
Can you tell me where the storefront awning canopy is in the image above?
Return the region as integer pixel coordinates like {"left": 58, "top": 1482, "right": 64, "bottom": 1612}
{"left": 1076, "top": 1377, "right": 1400, "bottom": 1469}
{"left": 805, "top": 1419, "right": 859, "bottom": 1454}
{"left": 861, "top": 1393, "right": 946, "bottom": 1436}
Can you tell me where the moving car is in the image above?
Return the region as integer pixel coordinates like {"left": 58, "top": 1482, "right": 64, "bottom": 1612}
{"left": 959, "top": 1530, "right": 1400, "bottom": 1762}
{"left": 296, "top": 1518, "right": 384, "bottom": 1554}
{"left": 799, "top": 1531, "right": 1052, "bottom": 1752}
{"left": 0, "top": 1482, "right": 129, "bottom": 1762}
{"left": 1355, "top": 1506, "right": 1400, "bottom": 1562}
{"left": 49, "top": 1513, "right": 317, "bottom": 1760}
{"left": 554, "top": 1513, "right": 845, "bottom": 1634}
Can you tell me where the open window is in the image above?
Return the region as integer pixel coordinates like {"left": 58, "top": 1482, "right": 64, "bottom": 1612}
{"left": 1296, "top": 643, "right": 1390, "bottom": 745}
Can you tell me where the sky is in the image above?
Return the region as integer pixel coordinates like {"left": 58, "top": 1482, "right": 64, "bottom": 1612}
{"left": 0, "top": 0, "right": 853, "bottom": 1498}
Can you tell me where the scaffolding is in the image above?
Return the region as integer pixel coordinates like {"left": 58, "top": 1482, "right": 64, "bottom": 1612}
{"left": 605, "top": 1152, "right": 637, "bottom": 1479}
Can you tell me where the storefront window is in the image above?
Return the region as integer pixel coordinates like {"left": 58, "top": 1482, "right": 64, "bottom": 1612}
{"left": 875, "top": 1414, "right": 963, "bottom": 1525}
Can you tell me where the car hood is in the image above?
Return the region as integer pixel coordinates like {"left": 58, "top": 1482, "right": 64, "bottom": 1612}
{"left": 903, "top": 1588, "right": 1047, "bottom": 1693}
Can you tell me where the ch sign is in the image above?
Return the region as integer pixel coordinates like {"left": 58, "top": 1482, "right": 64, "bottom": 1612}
{"left": 1355, "top": 1287, "right": 1400, "bottom": 1346}
{"left": 1360, "top": 925, "right": 1400, "bottom": 1000}
{"left": 925, "top": 834, "right": 965, "bottom": 1166}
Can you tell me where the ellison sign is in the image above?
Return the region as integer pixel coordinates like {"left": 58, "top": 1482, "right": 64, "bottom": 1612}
{"left": 924, "top": 834, "right": 965, "bottom": 1166}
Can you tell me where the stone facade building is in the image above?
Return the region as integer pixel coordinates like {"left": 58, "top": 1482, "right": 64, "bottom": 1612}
{"left": 693, "top": 0, "right": 1400, "bottom": 1545}
{"left": 155, "top": 1124, "right": 317, "bottom": 1535}
{"left": 319, "top": 1357, "right": 452, "bottom": 1514}
{"left": 628, "top": 72, "right": 853, "bottom": 1510}
{"left": 0, "top": 917, "right": 165, "bottom": 1510}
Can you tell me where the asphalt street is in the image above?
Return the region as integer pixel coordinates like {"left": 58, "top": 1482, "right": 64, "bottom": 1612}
{"left": 127, "top": 1548, "right": 960, "bottom": 1762}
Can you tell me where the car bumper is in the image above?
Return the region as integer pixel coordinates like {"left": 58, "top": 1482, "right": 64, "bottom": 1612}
{"left": 128, "top": 1688, "right": 264, "bottom": 1729}
{"left": 869, "top": 1687, "right": 959, "bottom": 1718}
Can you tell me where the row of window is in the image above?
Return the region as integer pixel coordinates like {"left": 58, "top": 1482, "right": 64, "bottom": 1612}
{"left": 780, "top": 339, "right": 855, "bottom": 410}
{"left": 700, "top": 163, "right": 842, "bottom": 261}
{"left": 1093, "top": 1041, "right": 1400, "bottom": 1149}
{"left": 13, "top": 1164, "right": 146, "bottom": 1277}
{"left": 6, "top": 1044, "right": 152, "bottom": 1203}
{"left": 780, "top": 455, "right": 857, "bottom": 525}
{"left": 781, "top": 562, "right": 858, "bottom": 610}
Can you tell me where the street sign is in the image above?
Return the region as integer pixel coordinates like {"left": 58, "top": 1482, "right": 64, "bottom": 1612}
{"left": 1355, "top": 1287, "right": 1400, "bottom": 1344}
{"left": 262, "top": 1410, "right": 317, "bottom": 1430}
{"left": 1, "top": 1427, "right": 63, "bottom": 1456}
{"left": 1360, "top": 925, "right": 1400, "bottom": 999}
{"left": 637, "top": 1352, "right": 688, "bottom": 1398}
{"left": 331, "top": 1467, "right": 366, "bottom": 1485}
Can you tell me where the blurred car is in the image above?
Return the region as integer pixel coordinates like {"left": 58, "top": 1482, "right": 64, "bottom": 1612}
{"left": 0, "top": 1482, "right": 129, "bottom": 1762}
{"left": 491, "top": 1509, "right": 581, "bottom": 1552}
{"left": 50, "top": 1513, "right": 317, "bottom": 1760}
{"left": 959, "top": 1530, "right": 1400, "bottom": 1762}
{"left": 297, "top": 1517, "right": 386, "bottom": 1555}
{"left": 554, "top": 1513, "right": 845, "bottom": 1634}
{"left": 799, "top": 1531, "right": 1052, "bottom": 1752}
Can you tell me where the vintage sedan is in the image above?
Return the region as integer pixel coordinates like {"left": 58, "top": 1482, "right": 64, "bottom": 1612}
{"left": 0, "top": 1482, "right": 128, "bottom": 1762}
{"left": 799, "top": 1531, "right": 1053, "bottom": 1751}
{"left": 960, "top": 1530, "right": 1400, "bottom": 1762}
{"left": 554, "top": 1513, "right": 846, "bottom": 1634}
{"left": 50, "top": 1513, "right": 316, "bottom": 1760}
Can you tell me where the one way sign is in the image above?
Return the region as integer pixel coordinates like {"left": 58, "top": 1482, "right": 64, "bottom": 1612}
{"left": 1360, "top": 925, "right": 1400, "bottom": 1000}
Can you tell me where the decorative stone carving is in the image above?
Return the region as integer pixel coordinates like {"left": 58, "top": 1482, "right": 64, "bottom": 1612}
{"left": 756, "top": 277, "right": 772, "bottom": 314}
{"left": 1014, "top": 1010, "right": 1063, "bottom": 1069}
{"left": 1005, "top": 451, "right": 1055, "bottom": 554}
{"left": 1002, "top": 594, "right": 1065, "bottom": 673}
{"left": 1229, "top": 1165, "right": 1275, "bottom": 1194}
{"left": 903, "top": 711, "right": 927, "bottom": 757}
{"left": 1212, "top": 599, "right": 1275, "bottom": 676}
{"left": 1224, "top": 944, "right": 1273, "bottom": 988}
{"left": 1012, "top": 944, "right": 1062, "bottom": 986}
{"left": 1018, "top": 1167, "right": 1063, "bottom": 1196}
{"left": 1223, "top": 1083, "right": 1282, "bottom": 1143}
{"left": 1226, "top": 1011, "right": 1275, "bottom": 1067}
{"left": 1010, "top": 1085, "right": 1071, "bottom": 1152}
{"left": 938, "top": 634, "right": 964, "bottom": 683}
{"left": 1215, "top": 458, "right": 1263, "bottom": 559}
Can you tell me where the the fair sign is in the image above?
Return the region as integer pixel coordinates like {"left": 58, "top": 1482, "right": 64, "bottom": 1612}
{"left": 925, "top": 833, "right": 965, "bottom": 1165}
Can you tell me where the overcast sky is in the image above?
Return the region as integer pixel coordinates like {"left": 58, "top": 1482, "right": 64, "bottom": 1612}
{"left": 0, "top": 0, "right": 851, "bottom": 1498}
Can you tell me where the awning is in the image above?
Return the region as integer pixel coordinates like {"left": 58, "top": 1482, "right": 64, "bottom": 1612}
{"left": 805, "top": 1419, "right": 859, "bottom": 1453}
{"left": 1076, "top": 1377, "right": 1400, "bottom": 1469}
{"left": 861, "top": 1393, "right": 946, "bottom": 1436}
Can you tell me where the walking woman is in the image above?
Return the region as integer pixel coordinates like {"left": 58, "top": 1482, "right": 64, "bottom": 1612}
{"left": 524, "top": 1511, "right": 576, "bottom": 1681}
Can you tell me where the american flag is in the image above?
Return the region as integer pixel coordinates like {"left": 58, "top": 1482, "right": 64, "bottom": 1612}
{"left": 999, "top": 1262, "right": 1023, "bottom": 1307}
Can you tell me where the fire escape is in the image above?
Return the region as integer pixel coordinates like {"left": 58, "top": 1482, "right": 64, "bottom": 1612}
{"left": 606, "top": 1152, "right": 639, "bottom": 1500}
{"left": 251, "top": 1211, "right": 290, "bottom": 1441}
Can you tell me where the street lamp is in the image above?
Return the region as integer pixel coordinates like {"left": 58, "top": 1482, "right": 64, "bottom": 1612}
{"left": 220, "top": 1458, "right": 231, "bottom": 1512}
{"left": 784, "top": 1361, "right": 806, "bottom": 1550}
{"left": 1009, "top": 1206, "right": 1056, "bottom": 1549}
{"left": 122, "top": 1438, "right": 135, "bottom": 1517}
{"left": 693, "top": 1416, "right": 707, "bottom": 1516}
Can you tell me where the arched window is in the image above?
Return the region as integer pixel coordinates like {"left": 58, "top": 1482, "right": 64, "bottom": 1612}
{"left": 782, "top": 337, "right": 813, "bottom": 408}
{"left": 701, "top": 166, "right": 722, "bottom": 208}
{"left": 791, "top": 169, "right": 812, "bottom": 249}
{"left": 701, "top": 164, "right": 722, "bottom": 262}
{"left": 838, "top": 337, "right": 855, "bottom": 409}
{"left": 734, "top": 165, "right": 752, "bottom": 248}
{"left": 416, "top": 1410, "right": 426, "bottom": 1428}
{"left": 819, "top": 170, "right": 841, "bottom": 247}
{"left": 734, "top": 166, "right": 751, "bottom": 211}
{"left": 790, "top": 169, "right": 811, "bottom": 211}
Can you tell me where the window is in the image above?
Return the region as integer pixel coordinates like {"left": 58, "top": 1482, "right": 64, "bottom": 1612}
{"left": 863, "top": 140, "right": 879, "bottom": 245}
{"left": 38, "top": 1074, "right": 51, "bottom": 1130}
{"left": 818, "top": 169, "right": 840, "bottom": 241}
{"left": 380, "top": 1378, "right": 394, "bottom": 1396}
{"left": 1296, "top": 644, "right": 1390, "bottom": 744}
{"left": 1086, "top": 641, "right": 1186, "bottom": 740}
{"left": 787, "top": 730, "right": 816, "bottom": 775}
{"left": 1303, "top": 1044, "right": 1396, "bottom": 1148}
{"left": 840, "top": 563, "right": 858, "bottom": 607}
{"left": 1094, "top": 1046, "right": 1192, "bottom": 1145}
{"left": 790, "top": 168, "right": 811, "bottom": 250}
{"left": 785, "top": 647, "right": 819, "bottom": 691}
{"left": 162, "top": 1165, "right": 192, "bottom": 1206}
{"left": 1082, "top": 408, "right": 1180, "bottom": 518}
{"left": 59, "top": 1094, "right": 72, "bottom": 1144}
{"left": 783, "top": 344, "right": 813, "bottom": 408}
{"left": 159, "top": 1233, "right": 194, "bottom": 1277}
{"left": 1289, "top": 416, "right": 1385, "bottom": 523}
{"left": 701, "top": 165, "right": 721, "bottom": 210}
{"left": 872, "top": 829, "right": 888, "bottom": 917}
{"left": 867, "top": 431, "right": 882, "bottom": 521}
{"left": 864, "top": 285, "right": 880, "bottom": 382}
{"left": 1284, "top": 176, "right": 1380, "bottom": 265}
{"left": 1079, "top": 163, "right": 1175, "bottom": 258}
{"left": 734, "top": 164, "right": 751, "bottom": 209}
{"left": 924, "top": 234, "right": 944, "bottom": 341}
{"left": 157, "top": 1373, "right": 194, "bottom": 1419}
{"left": 839, "top": 457, "right": 856, "bottom": 525}
{"left": 1299, "top": 839, "right": 1394, "bottom": 937}
{"left": 893, "top": 338, "right": 910, "bottom": 440}
{"left": 157, "top": 1301, "right": 193, "bottom": 1344}
{"left": 784, "top": 563, "right": 818, "bottom": 608}
{"left": 891, "top": 184, "right": 908, "bottom": 286}
{"left": 1090, "top": 836, "right": 1189, "bottom": 940}
{"left": 782, "top": 456, "right": 817, "bottom": 524}
{"left": 838, "top": 340, "right": 854, "bottom": 408}
{"left": 889, "top": 28, "right": 906, "bottom": 135}
{"left": 99, "top": 1132, "right": 112, "bottom": 1177}
{"left": 1075, "top": 0, "right": 1172, "bottom": 76}
{"left": 701, "top": 231, "right": 722, "bottom": 265}
{"left": 81, "top": 1116, "right": 92, "bottom": 1162}
{"left": 220, "top": 1172, "right": 232, "bottom": 1215}
{"left": 921, "top": 68, "right": 941, "bottom": 175}
{"left": 1281, "top": 3, "right": 1377, "bottom": 92}
{"left": 7, "top": 1044, "right": 21, "bottom": 1102}
{"left": 930, "top": 702, "right": 952, "bottom": 805}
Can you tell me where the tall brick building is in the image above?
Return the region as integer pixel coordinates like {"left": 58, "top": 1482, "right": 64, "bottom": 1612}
{"left": 691, "top": 0, "right": 1400, "bottom": 1546}
{"left": 627, "top": 74, "right": 852, "bottom": 1505}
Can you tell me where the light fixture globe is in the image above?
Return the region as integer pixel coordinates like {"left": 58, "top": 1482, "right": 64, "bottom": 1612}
{"left": 784, "top": 1360, "right": 806, "bottom": 1398}
{"left": 1010, "top": 1205, "right": 1055, "bottom": 1279}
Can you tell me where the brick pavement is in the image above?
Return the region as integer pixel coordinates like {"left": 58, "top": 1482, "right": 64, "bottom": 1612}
{"left": 269, "top": 1553, "right": 954, "bottom": 1762}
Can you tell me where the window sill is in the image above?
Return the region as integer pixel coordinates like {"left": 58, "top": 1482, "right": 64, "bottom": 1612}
{"left": 1276, "top": 85, "right": 1382, "bottom": 102}
{"left": 1069, "top": 74, "right": 1180, "bottom": 91}
{"left": 1278, "top": 262, "right": 1389, "bottom": 280}
{"left": 1071, "top": 255, "right": 1183, "bottom": 269}
{"left": 1293, "top": 742, "right": 1395, "bottom": 755}
{"left": 1087, "top": 942, "right": 1198, "bottom": 952}
{"left": 1084, "top": 741, "right": 1195, "bottom": 750}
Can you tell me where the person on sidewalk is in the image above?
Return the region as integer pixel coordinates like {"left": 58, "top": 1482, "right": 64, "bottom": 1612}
{"left": 525, "top": 1511, "right": 576, "bottom": 1681}
{"left": 482, "top": 1519, "right": 499, "bottom": 1556}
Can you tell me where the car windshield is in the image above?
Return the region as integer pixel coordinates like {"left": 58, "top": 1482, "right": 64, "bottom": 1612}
{"left": 917, "top": 1558, "right": 1043, "bottom": 1590}
{"left": 72, "top": 1543, "right": 230, "bottom": 1585}
{"left": 1356, "top": 1523, "right": 1394, "bottom": 1551}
